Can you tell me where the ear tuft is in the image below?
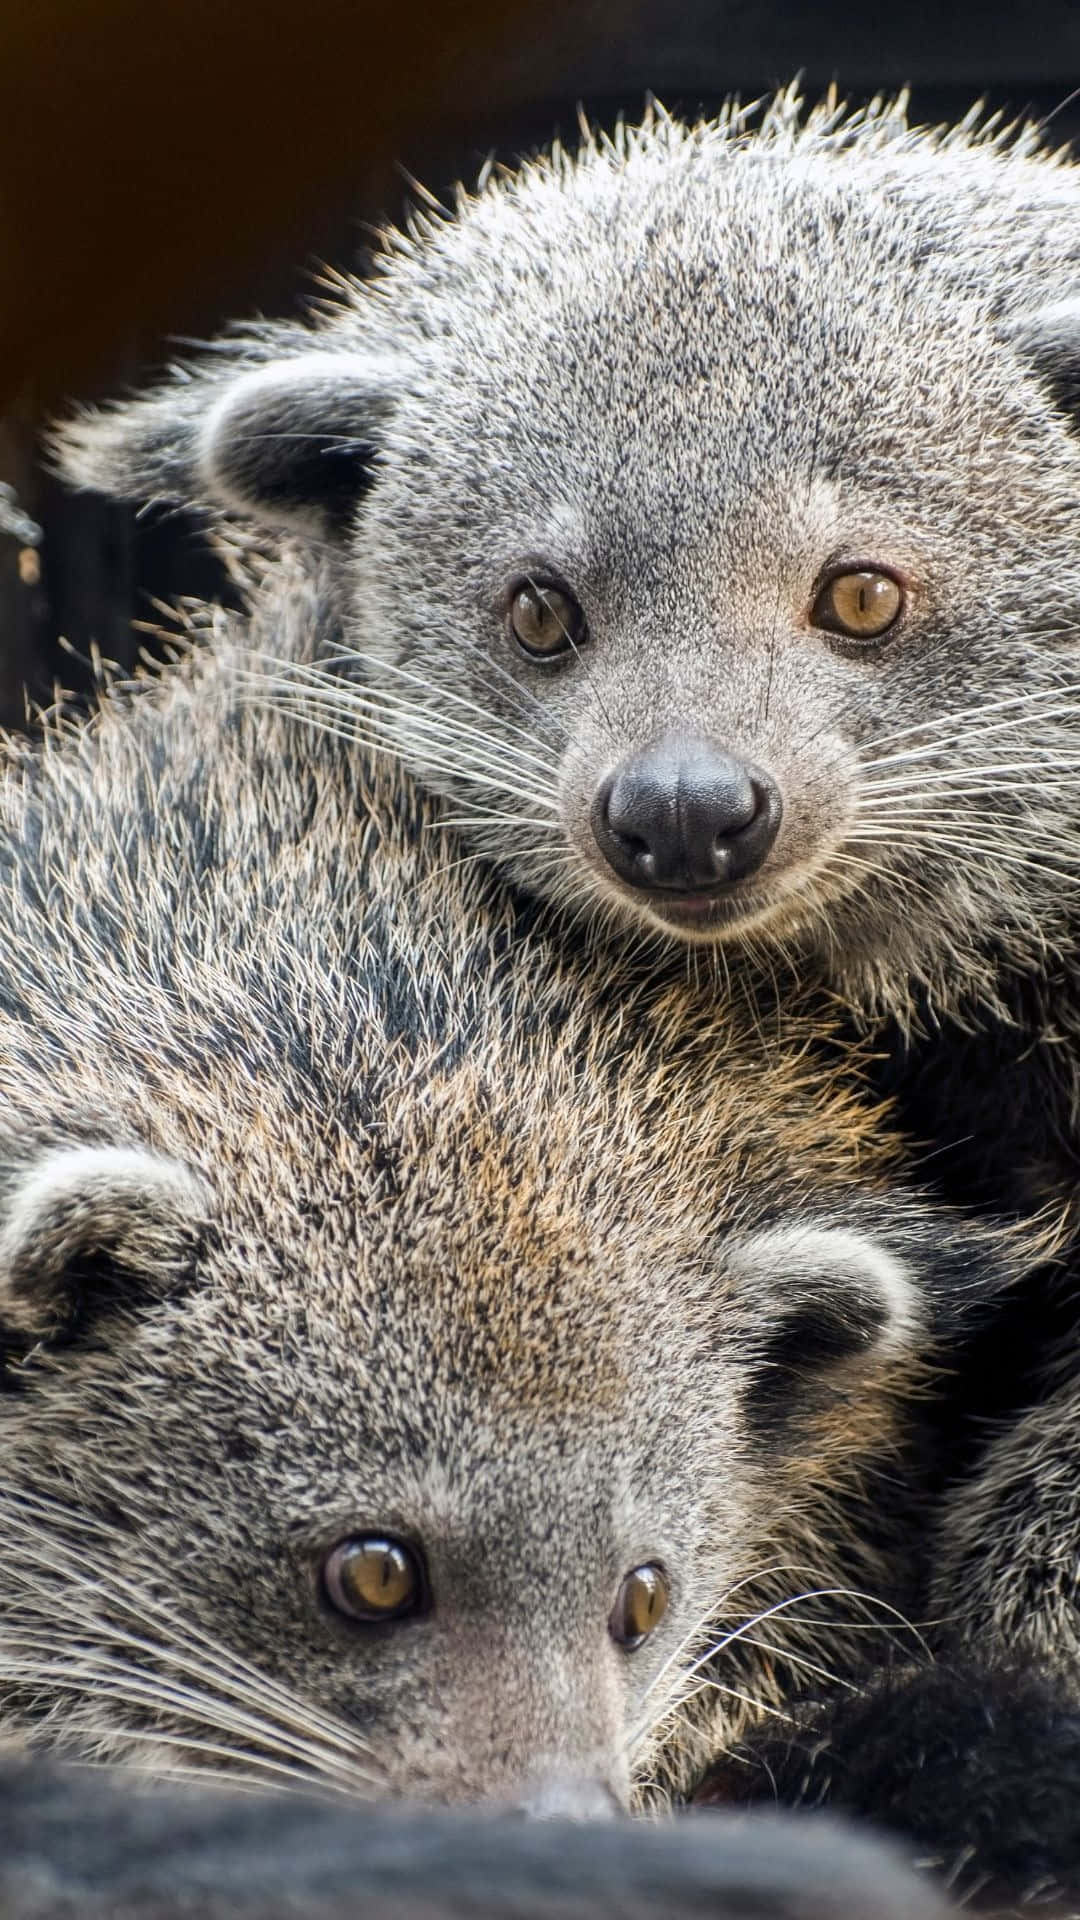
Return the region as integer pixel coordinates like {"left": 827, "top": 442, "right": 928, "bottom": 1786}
{"left": 195, "top": 351, "right": 401, "bottom": 532}
{"left": 50, "top": 336, "right": 404, "bottom": 536}
{"left": 1002, "top": 295, "right": 1080, "bottom": 417}
{"left": 0, "top": 1145, "right": 208, "bottom": 1347}
{"left": 736, "top": 1199, "right": 1051, "bottom": 1437}
{"left": 737, "top": 1220, "right": 924, "bottom": 1437}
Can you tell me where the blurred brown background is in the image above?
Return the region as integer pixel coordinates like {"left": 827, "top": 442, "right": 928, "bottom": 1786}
{"left": 3, "top": 0, "right": 1080, "bottom": 726}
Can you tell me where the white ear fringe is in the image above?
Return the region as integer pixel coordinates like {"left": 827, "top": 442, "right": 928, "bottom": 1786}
{"left": 0, "top": 1145, "right": 206, "bottom": 1327}
{"left": 737, "top": 1221, "right": 923, "bottom": 1357}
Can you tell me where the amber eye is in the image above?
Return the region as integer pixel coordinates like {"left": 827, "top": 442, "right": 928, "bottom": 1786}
{"left": 810, "top": 568, "right": 903, "bottom": 644}
{"left": 609, "top": 1563, "right": 669, "bottom": 1650}
{"left": 508, "top": 581, "right": 587, "bottom": 659}
{"left": 322, "top": 1535, "right": 426, "bottom": 1623}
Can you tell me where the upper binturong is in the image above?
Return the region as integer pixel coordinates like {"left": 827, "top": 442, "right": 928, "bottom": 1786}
{"left": 52, "top": 87, "right": 1080, "bottom": 1051}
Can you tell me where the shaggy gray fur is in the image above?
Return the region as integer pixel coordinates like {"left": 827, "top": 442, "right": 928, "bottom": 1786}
{"left": 52, "top": 86, "right": 1080, "bottom": 1689}
{"left": 0, "top": 564, "right": 1013, "bottom": 1819}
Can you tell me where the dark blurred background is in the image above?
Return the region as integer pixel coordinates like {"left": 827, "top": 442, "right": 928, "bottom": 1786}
{"left": 3, "top": 0, "right": 1080, "bottom": 726}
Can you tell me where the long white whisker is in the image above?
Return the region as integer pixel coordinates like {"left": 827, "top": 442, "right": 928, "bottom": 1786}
{"left": 847, "top": 829, "right": 1080, "bottom": 885}
{"left": 1, "top": 1619, "right": 379, "bottom": 1787}
{"left": 25, "top": 1701, "right": 360, "bottom": 1797}
{"left": 679, "top": 1588, "right": 931, "bottom": 1690}
{"left": 283, "top": 691, "right": 560, "bottom": 789}
{"left": 856, "top": 801, "right": 1080, "bottom": 830}
{"left": 638, "top": 1565, "right": 852, "bottom": 1712}
{"left": 259, "top": 704, "right": 560, "bottom": 810}
{"left": 668, "top": 1677, "right": 798, "bottom": 1724}
{"left": 250, "top": 681, "right": 562, "bottom": 793}
{"left": 64, "top": 1748, "right": 351, "bottom": 1801}
{"left": 2, "top": 1494, "right": 380, "bottom": 1775}
{"left": 856, "top": 681, "right": 1080, "bottom": 758}
{"left": 237, "top": 669, "right": 562, "bottom": 795}
{"left": 327, "top": 636, "right": 566, "bottom": 742}
{"left": 859, "top": 759, "right": 1080, "bottom": 793}
{"left": 270, "top": 638, "right": 561, "bottom": 741}
{"left": 288, "top": 645, "right": 565, "bottom": 759}
{"left": 0, "top": 1651, "right": 376, "bottom": 1793}
{"left": 430, "top": 812, "right": 556, "bottom": 830}
{"left": 732, "top": 1636, "right": 859, "bottom": 1693}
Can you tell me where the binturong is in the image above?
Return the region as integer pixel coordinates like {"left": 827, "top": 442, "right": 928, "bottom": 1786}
{"left": 52, "top": 88, "right": 1080, "bottom": 1057}
{"left": 51, "top": 86, "right": 1080, "bottom": 1699}
{"left": 0, "top": 566, "right": 1019, "bottom": 1818}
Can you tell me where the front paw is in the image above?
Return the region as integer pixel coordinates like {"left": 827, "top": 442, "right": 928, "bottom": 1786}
{"left": 693, "top": 1662, "right": 1080, "bottom": 1914}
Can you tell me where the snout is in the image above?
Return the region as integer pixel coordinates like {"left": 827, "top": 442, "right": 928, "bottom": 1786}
{"left": 591, "top": 737, "right": 782, "bottom": 897}
{"left": 514, "top": 1772, "right": 624, "bottom": 1820}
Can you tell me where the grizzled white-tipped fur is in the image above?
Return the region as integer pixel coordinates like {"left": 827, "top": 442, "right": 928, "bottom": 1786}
{"left": 51, "top": 85, "right": 1080, "bottom": 1706}
{"left": 51, "top": 89, "right": 1080, "bottom": 1012}
{"left": 0, "top": 559, "right": 1030, "bottom": 1812}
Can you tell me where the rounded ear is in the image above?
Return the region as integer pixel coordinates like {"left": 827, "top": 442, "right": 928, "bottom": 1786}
{"left": 0, "top": 1144, "right": 208, "bottom": 1348}
{"left": 50, "top": 334, "right": 404, "bottom": 535}
{"left": 736, "top": 1221, "right": 923, "bottom": 1439}
{"left": 1001, "top": 294, "right": 1080, "bottom": 419}
{"left": 733, "top": 1204, "right": 1042, "bottom": 1440}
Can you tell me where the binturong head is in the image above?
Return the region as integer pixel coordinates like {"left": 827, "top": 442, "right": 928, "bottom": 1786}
{"left": 53, "top": 91, "right": 1080, "bottom": 1017}
{"left": 0, "top": 615, "right": 1035, "bottom": 1810}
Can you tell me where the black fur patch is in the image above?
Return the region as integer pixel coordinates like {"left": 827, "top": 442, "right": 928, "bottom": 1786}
{"left": 702, "top": 1660, "right": 1080, "bottom": 1912}
{"left": 209, "top": 370, "right": 393, "bottom": 531}
{"left": 744, "top": 1293, "right": 887, "bottom": 1439}
{"left": 216, "top": 422, "right": 376, "bottom": 531}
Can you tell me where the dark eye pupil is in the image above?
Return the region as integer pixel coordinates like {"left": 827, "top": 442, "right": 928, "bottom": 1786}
{"left": 529, "top": 593, "right": 556, "bottom": 631}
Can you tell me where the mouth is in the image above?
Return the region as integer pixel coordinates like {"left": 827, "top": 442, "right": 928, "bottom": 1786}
{"left": 629, "top": 884, "right": 780, "bottom": 940}
{"left": 646, "top": 890, "right": 745, "bottom": 924}
{"left": 569, "top": 817, "right": 854, "bottom": 951}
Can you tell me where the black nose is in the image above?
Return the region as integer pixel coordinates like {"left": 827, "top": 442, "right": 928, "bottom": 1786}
{"left": 592, "top": 738, "right": 782, "bottom": 893}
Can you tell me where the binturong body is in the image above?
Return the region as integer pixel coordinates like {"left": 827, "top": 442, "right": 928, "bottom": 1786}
{"left": 0, "top": 564, "right": 1007, "bottom": 1822}
{"left": 53, "top": 89, "right": 1080, "bottom": 1703}
{"left": 0, "top": 1762, "right": 955, "bottom": 1920}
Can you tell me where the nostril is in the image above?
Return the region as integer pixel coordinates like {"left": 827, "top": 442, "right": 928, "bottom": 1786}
{"left": 710, "top": 832, "right": 734, "bottom": 869}
{"left": 616, "top": 828, "right": 651, "bottom": 865}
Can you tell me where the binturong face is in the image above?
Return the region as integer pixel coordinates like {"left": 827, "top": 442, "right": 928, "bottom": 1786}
{"left": 0, "top": 1001, "right": 958, "bottom": 1814}
{"left": 55, "top": 95, "right": 1080, "bottom": 1016}
{"left": 0, "top": 645, "right": 1026, "bottom": 1811}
